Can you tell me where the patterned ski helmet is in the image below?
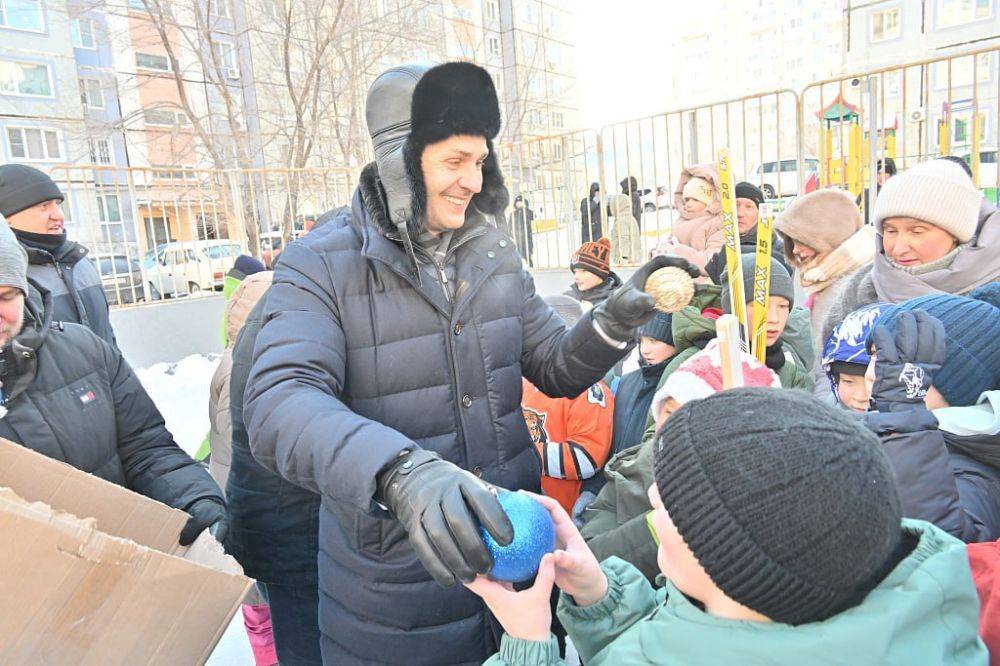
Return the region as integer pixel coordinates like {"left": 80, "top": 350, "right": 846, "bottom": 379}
{"left": 822, "top": 303, "right": 889, "bottom": 394}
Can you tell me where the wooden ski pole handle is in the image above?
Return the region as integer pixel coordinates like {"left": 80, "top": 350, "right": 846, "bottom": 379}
{"left": 716, "top": 314, "right": 744, "bottom": 389}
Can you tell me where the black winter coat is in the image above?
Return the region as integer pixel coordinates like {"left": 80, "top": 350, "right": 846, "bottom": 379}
{"left": 244, "top": 164, "right": 625, "bottom": 665}
{"left": 580, "top": 196, "right": 602, "bottom": 243}
{"left": 867, "top": 408, "right": 1000, "bottom": 542}
{"left": 17, "top": 234, "right": 116, "bottom": 347}
{"left": 0, "top": 288, "right": 220, "bottom": 511}
{"left": 564, "top": 272, "right": 623, "bottom": 308}
{"left": 224, "top": 296, "right": 321, "bottom": 586}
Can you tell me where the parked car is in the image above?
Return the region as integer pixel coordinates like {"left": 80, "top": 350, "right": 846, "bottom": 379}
{"left": 144, "top": 240, "right": 242, "bottom": 298}
{"left": 640, "top": 186, "right": 673, "bottom": 212}
{"left": 90, "top": 254, "right": 144, "bottom": 306}
{"left": 961, "top": 148, "right": 998, "bottom": 190}
{"left": 752, "top": 158, "right": 820, "bottom": 198}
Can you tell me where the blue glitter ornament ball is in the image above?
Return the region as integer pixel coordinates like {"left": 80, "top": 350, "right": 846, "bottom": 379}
{"left": 480, "top": 491, "right": 556, "bottom": 583}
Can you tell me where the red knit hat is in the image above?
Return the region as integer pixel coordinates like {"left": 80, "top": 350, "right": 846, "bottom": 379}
{"left": 570, "top": 237, "right": 612, "bottom": 280}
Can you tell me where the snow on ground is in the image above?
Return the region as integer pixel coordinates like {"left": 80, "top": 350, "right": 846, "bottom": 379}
{"left": 137, "top": 353, "right": 252, "bottom": 665}
{"left": 136, "top": 354, "right": 220, "bottom": 457}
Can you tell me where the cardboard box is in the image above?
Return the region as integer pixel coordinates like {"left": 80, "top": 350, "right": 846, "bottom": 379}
{"left": 0, "top": 437, "right": 251, "bottom": 665}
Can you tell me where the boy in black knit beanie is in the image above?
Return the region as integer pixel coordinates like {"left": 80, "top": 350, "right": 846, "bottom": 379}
{"left": 466, "top": 389, "right": 986, "bottom": 665}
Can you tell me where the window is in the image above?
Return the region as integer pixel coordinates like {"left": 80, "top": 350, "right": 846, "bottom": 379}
{"left": 0, "top": 59, "right": 52, "bottom": 96}
{"left": 70, "top": 17, "right": 95, "bottom": 48}
{"left": 551, "top": 111, "right": 564, "bottom": 128}
{"left": 212, "top": 40, "right": 238, "bottom": 72}
{"left": 79, "top": 78, "right": 104, "bottom": 109}
{"left": 0, "top": 0, "right": 44, "bottom": 32}
{"left": 208, "top": 0, "right": 230, "bottom": 17}
{"left": 936, "top": 0, "right": 992, "bottom": 28}
{"left": 521, "top": 35, "right": 538, "bottom": 59}
{"left": 780, "top": 159, "right": 798, "bottom": 172}
{"left": 870, "top": 7, "right": 901, "bottom": 42}
{"left": 932, "top": 52, "right": 993, "bottom": 89}
{"left": 487, "top": 36, "right": 500, "bottom": 56}
{"left": 143, "top": 108, "right": 189, "bottom": 126}
{"left": 6, "top": 126, "right": 61, "bottom": 160}
{"left": 96, "top": 193, "right": 122, "bottom": 223}
{"left": 485, "top": 0, "right": 497, "bottom": 20}
{"left": 136, "top": 52, "right": 170, "bottom": 71}
{"left": 552, "top": 143, "right": 562, "bottom": 160}
{"left": 89, "top": 138, "right": 112, "bottom": 165}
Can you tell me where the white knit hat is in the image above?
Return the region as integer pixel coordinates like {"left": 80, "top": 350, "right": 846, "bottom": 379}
{"left": 873, "top": 159, "right": 981, "bottom": 243}
{"left": 649, "top": 339, "right": 781, "bottom": 420}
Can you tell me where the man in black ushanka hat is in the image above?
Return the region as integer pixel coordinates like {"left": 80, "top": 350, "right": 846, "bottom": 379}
{"left": 244, "top": 61, "right": 694, "bottom": 664}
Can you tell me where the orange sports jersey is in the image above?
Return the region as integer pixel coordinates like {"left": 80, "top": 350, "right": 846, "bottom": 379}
{"left": 521, "top": 378, "right": 614, "bottom": 514}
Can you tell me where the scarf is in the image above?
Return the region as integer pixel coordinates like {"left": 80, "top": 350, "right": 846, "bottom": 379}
{"left": 797, "top": 226, "right": 877, "bottom": 296}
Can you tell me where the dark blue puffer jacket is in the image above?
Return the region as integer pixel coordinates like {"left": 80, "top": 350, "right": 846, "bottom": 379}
{"left": 244, "top": 164, "right": 625, "bottom": 665}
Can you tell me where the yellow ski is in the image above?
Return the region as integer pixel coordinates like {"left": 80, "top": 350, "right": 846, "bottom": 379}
{"left": 751, "top": 204, "right": 774, "bottom": 362}
{"left": 717, "top": 148, "right": 749, "bottom": 351}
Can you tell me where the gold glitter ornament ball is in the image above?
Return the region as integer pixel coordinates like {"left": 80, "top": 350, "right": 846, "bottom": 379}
{"left": 645, "top": 267, "right": 695, "bottom": 313}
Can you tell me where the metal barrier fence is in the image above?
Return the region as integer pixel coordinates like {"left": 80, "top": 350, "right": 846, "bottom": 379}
{"left": 500, "top": 45, "right": 999, "bottom": 269}
{"left": 48, "top": 166, "right": 354, "bottom": 308}
{"left": 39, "top": 45, "right": 1000, "bottom": 301}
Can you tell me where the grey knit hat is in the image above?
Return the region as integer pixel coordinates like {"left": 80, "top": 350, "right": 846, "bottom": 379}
{"left": 638, "top": 312, "right": 673, "bottom": 345}
{"left": 653, "top": 388, "right": 902, "bottom": 625}
{"left": 0, "top": 214, "right": 29, "bottom": 295}
{"left": 721, "top": 252, "right": 795, "bottom": 311}
{"left": 0, "top": 164, "right": 63, "bottom": 218}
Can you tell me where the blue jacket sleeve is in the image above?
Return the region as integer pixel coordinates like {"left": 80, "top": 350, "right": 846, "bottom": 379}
{"left": 243, "top": 242, "right": 414, "bottom": 513}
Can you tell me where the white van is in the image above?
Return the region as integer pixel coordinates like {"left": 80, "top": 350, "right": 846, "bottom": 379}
{"left": 145, "top": 240, "right": 242, "bottom": 298}
{"left": 752, "top": 158, "right": 820, "bottom": 198}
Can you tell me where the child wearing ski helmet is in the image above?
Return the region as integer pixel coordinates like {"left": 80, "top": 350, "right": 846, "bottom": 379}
{"left": 821, "top": 303, "right": 888, "bottom": 411}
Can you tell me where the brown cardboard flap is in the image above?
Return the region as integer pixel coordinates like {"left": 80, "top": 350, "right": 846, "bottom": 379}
{"left": 0, "top": 436, "right": 187, "bottom": 552}
{"left": 0, "top": 487, "right": 250, "bottom": 665}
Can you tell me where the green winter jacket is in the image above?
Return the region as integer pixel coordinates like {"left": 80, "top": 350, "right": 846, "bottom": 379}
{"left": 580, "top": 433, "right": 658, "bottom": 580}
{"left": 486, "top": 520, "right": 987, "bottom": 665}
{"left": 648, "top": 284, "right": 814, "bottom": 418}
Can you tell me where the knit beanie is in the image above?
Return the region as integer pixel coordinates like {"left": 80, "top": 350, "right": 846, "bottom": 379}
{"left": 638, "top": 312, "right": 673, "bottom": 345}
{"left": 720, "top": 253, "right": 795, "bottom": 311}
{"left": 543, "top": 294, "right": 583, "bottom": 327}
{"left": 570, "top": 237, "right": 612, "bottom": 280}
{"left": 682, "top": 177, "right": 715, "bottom": 206}
{"left": 775, "top": 189, "right": 862, "bottom": 261}
{"left": 0, "top": 215, "right": 29, "bottom": 295}
{"left": 653, "top": 388, "right": 903, "bottom": 625}
{"left": 873, "top": 159, "right": 981, "bottom": 243}
{"left": 735, "top": 181, "right": 764, "bottom": 207}
{"left": 875, "top": 283, "right": 1000, "bottom": 407}
{"left": 230, "top": 254, "right": 266, "bottom": 281}
{"left": 649, "top": 339, "right": 780, "bottom": 419}
{"left": 0, "top": 164, "right": 64, "bottom": 218}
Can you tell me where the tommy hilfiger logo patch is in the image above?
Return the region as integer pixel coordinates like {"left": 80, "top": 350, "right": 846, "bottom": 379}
{"left": 72, "top": 385, "right": 97, "bottom": 406}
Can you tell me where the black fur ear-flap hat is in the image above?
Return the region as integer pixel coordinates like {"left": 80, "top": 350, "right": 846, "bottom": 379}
{"left": 403, "top": 62, "right": 508, "bottom": 234}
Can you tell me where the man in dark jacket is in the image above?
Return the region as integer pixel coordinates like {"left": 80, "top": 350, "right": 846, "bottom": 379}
{"left": 0, "top": 164, "right": 116, "bottom": 346}
{"left": 704, "top": 181, "right": 787, "bottom": 284}
{"left": 243, "top": 62, "right": 691, "bottom": 665}
{"left": 0, "top": 216, "right": 224, "bottom": 546}
{"left": 866, "top": 291, "right": 1000, "bottom": 543}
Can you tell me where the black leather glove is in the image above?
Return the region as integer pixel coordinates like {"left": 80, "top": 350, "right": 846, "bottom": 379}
{"left": 869, "top": 310, "right": 945, "bottom": 413}
{"left": 592, "top": 255, "right": 701, "bottom": 343}
{"left": 180, "top": 498, "right": 228, "bottom": 546}
{"left": 377, "top": 449, "right": 514, "bottom": 587}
